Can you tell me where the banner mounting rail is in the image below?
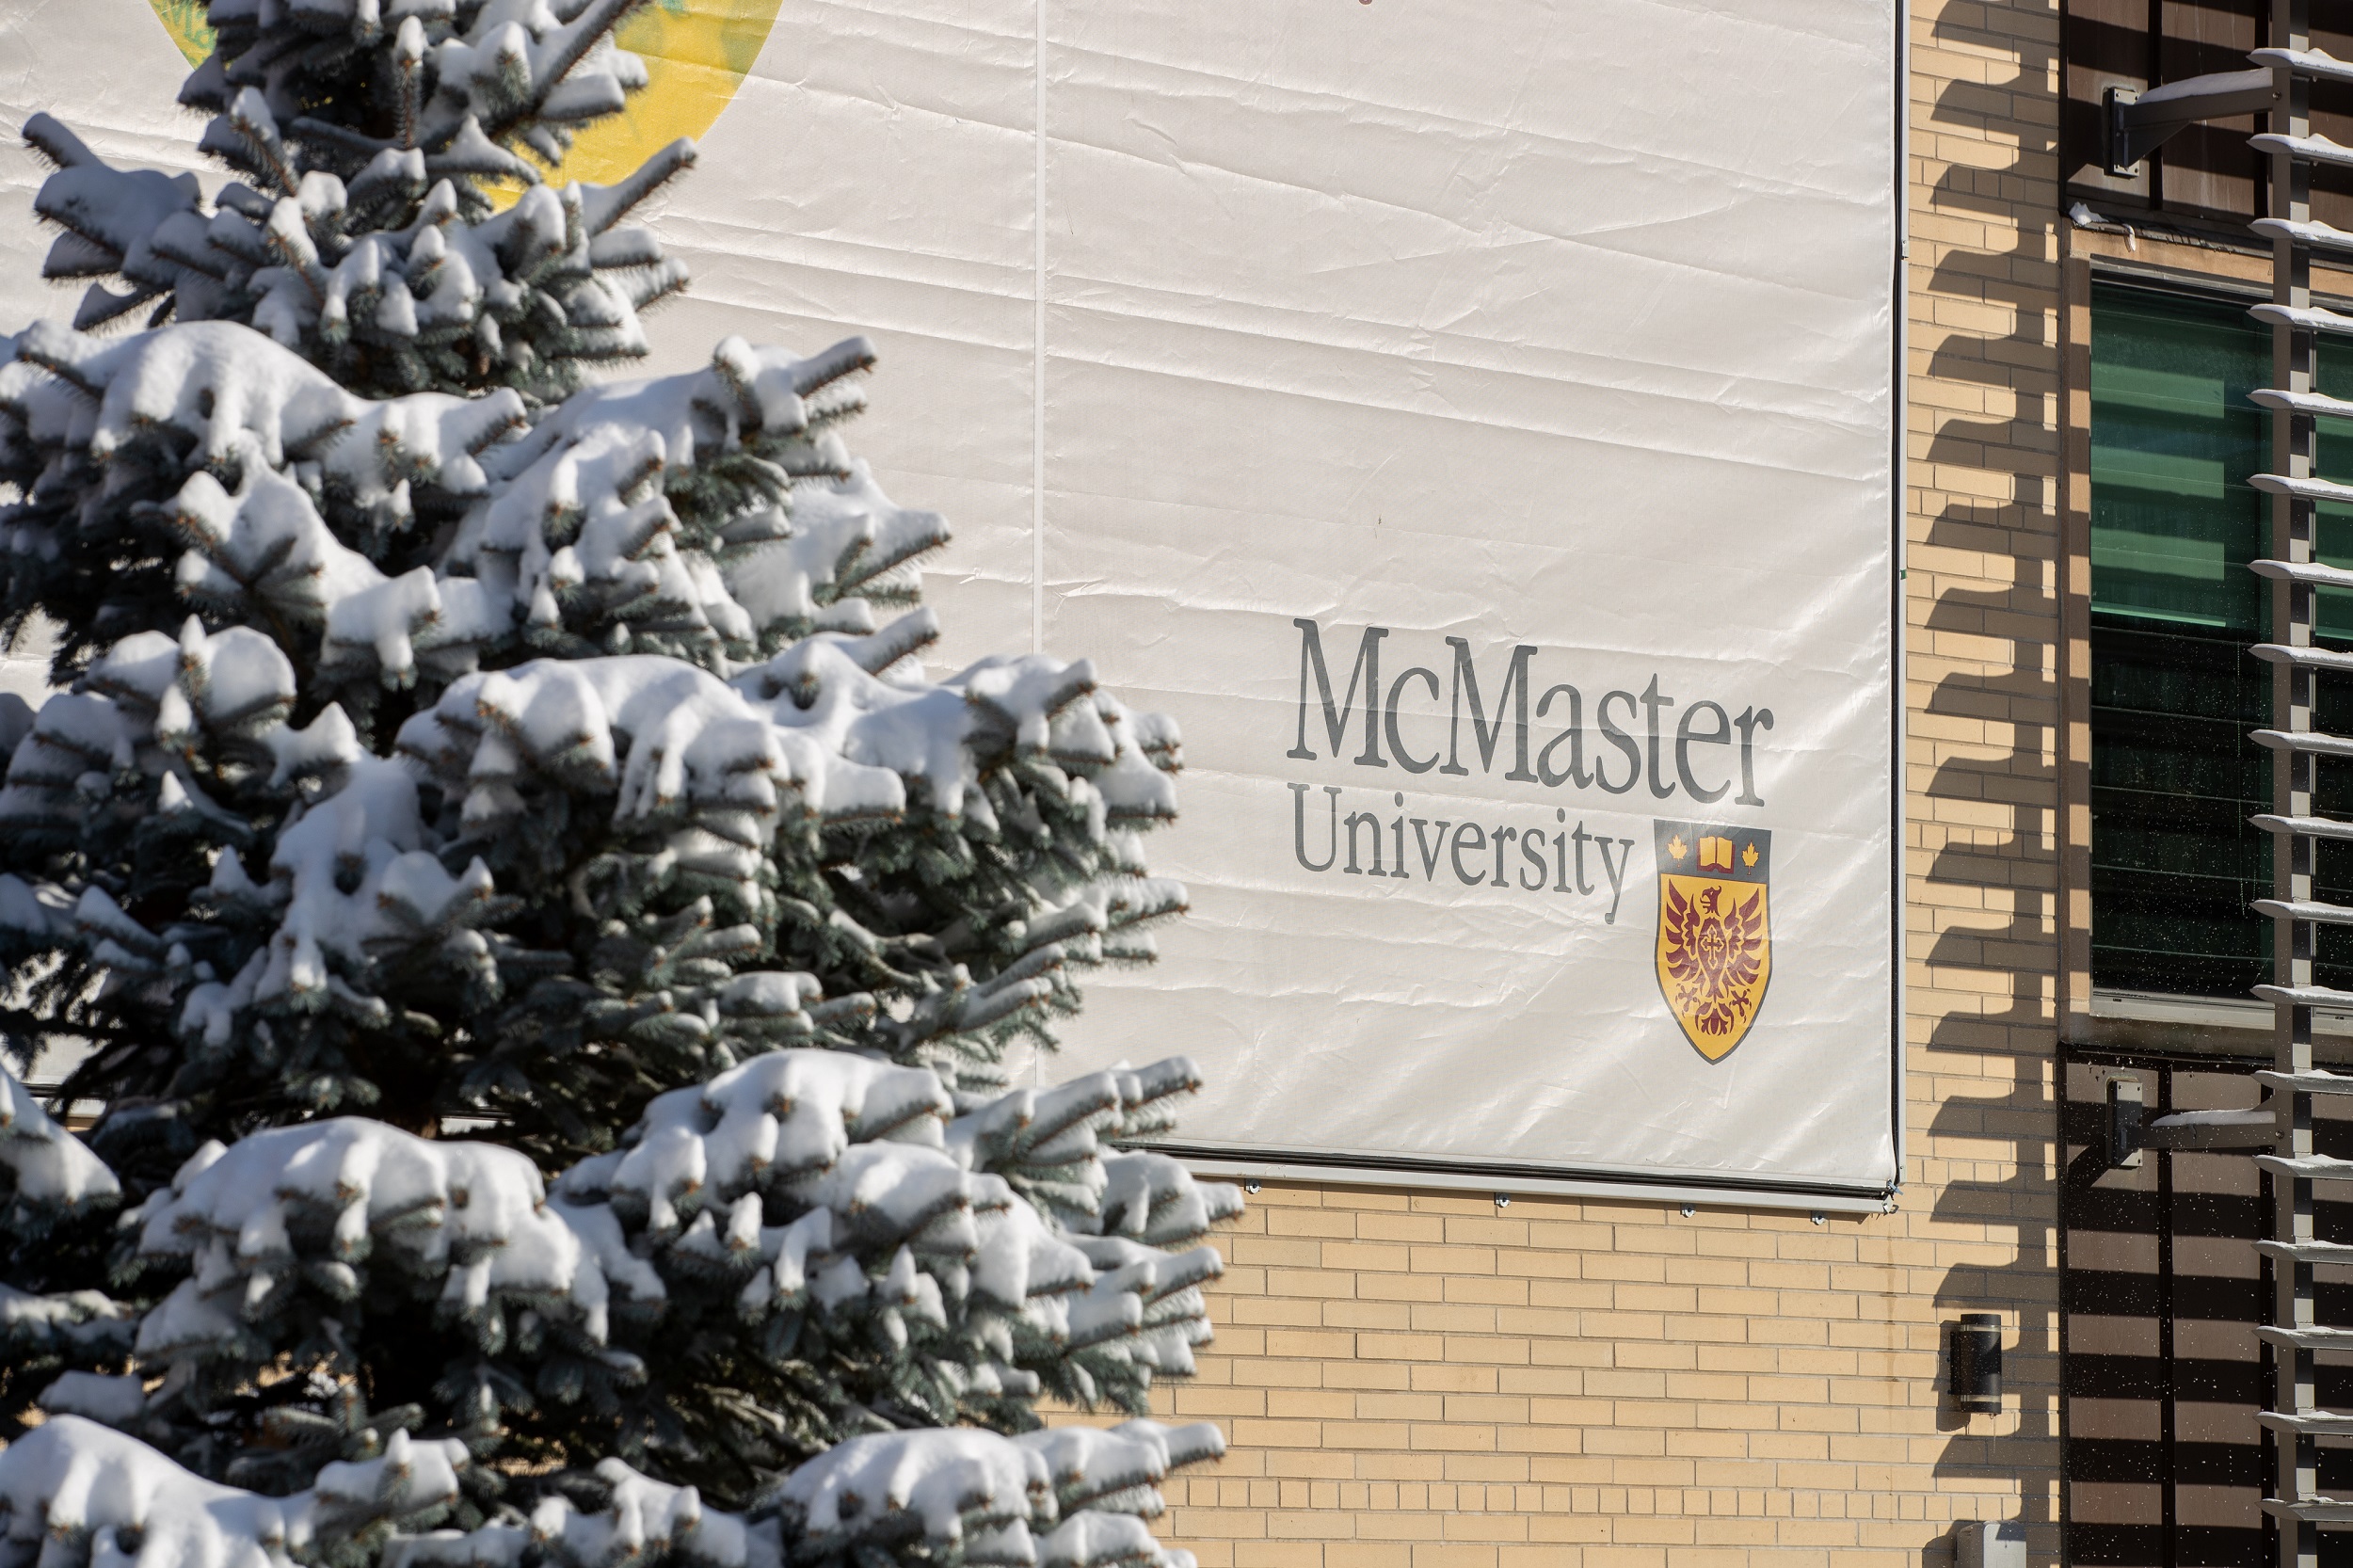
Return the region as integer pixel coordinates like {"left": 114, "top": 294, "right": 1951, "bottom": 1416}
{"left": 1160, "top": 1146, "right": 1900, "bottom": 1216}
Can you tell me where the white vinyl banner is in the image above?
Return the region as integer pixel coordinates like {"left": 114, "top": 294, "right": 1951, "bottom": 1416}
{"left": 0, "top": 0, "right": 1900, "bottom": 1196}
{"left": 1028, "top": 6, "right": 1902, "bottom": 1199}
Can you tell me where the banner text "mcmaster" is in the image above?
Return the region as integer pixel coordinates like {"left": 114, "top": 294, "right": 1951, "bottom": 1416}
{"left": 1287, "top": 619, "right": 1773, "bottom": 807}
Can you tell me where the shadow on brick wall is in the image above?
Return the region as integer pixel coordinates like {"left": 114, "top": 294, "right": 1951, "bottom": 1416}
{"left": 1908, "top": 11, "right": 2065, "bottom": 1555}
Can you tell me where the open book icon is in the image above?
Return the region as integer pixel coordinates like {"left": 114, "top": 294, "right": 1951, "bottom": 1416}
{"left": 1699, "top": 836, "right": 1735, "bottom": 872}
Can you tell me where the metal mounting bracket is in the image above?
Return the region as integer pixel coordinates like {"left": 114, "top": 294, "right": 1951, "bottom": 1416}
{"left": 2105, "top": 1075, "right": 2278, "bottom": 1168}
{"left": 2105, "top": 69, "right": 2281, "bottom": 175}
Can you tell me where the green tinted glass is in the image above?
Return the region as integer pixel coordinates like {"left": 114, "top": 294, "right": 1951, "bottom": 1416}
{"left": 2089, "top": 282, "right": 2353, "bottom": 996}
{"left": 2092, "top": 280, "right": 2353, "bottom": 634}
{"left": 2090, "top": 285, "right": 2265, "bottom": 630}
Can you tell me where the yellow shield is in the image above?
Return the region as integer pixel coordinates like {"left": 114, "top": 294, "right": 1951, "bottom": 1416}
{"left": 1654, "top": 823, "right": 1771, "bottom": 1062}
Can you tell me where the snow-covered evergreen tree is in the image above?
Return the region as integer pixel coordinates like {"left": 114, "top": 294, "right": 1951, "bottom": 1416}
{"left": 0, "top": 6, "right": 1238, "bottom": 1567}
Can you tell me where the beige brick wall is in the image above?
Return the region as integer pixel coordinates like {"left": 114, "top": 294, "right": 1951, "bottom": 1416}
{"left": 1149, "top": 0, "right": 2071, "bottom": 1560}
{"left": 1159, "top": 1186, "right": 2056, "bottom": 1568}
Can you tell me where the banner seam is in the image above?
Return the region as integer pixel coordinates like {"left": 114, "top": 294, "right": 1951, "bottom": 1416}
{"left": 1031, "top": 0, "right": 1046, "bottom": 658}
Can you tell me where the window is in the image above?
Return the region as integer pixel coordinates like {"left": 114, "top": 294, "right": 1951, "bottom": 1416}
{"left": 2089, "top": 280, "right": 2353, "bottom": 997}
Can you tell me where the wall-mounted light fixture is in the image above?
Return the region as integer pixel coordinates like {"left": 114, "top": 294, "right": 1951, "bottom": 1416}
{"left": 1948, "top": 1313, "right": 2002, "bottom": 1414}
{"left": 2107, "top": 1075, "right": 2146, "bottom": 1168}
{"left": 1953, "top": 1520, "right": 2025, "bottom": 1568}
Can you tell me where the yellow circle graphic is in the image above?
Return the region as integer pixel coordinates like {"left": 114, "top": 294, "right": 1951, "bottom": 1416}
{"left": 147, "top": 0, "right": 780, "bottom": 192}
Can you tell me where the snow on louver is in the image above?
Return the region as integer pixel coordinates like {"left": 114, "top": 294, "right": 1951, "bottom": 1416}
{"left": 0, "top": 3, "right": 1230, "bottom": 1562}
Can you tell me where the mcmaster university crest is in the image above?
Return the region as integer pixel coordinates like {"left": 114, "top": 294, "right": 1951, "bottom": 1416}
{"left": 1653, "top": 821, "right": 1773, "bottom": 1061}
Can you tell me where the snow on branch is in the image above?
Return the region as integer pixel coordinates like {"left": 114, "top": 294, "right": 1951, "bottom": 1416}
{"left": 420, "top": 1, "right": 648, "bottom": 167}
{"left": 0, "top": 320, "right": 520, "bottom": 504}
{"left": 72, "top": 1049, "right": 1207, "bottom": 1435}
{"left": 393, "top": 657, "right": 849, "bottom": 914}
{"left": 719, "top": 461, "right": 951, "bottom": 644}
{"left": 0, "top": 1284, "right": 134, "bottom": 1363}
{"left": 0, "top": 616, "right": 301, "bottom": 838}
{"left": 0, "top": 1413, "right": 1219, "bottom": 1568}
{"left": 1017, "top": 1419, "right": 1226, "bottom": 1520}
{"left": 549, "top": 1048, "right": 1235, "bottom": 1393}
{"left": 237, "top": 168, "right": 686, "bottom": 383}
{"left": 168, "top": 464, "right": 502, "bottom": 690}
{"left": 0, "top": 873, "right": 72, "bottom": 947}
{"left": 0, "top": 316, "right": 524, "bottom": 681}
{"left": 20, "top": 89, "right": 691, "bottom": 400}
{"left": 582, "top": 1048, "right": 953, "bottom": 1237}
{"left": 0, "top": 1417, "right": 471, "bottom": 1568}
{"left": 522, "top": 1459, "right": 758, "bottom": 1568}
{"left": 8, "top": 628, "right": 1174, "bottom": 1048}
{"left": 42, "top": 1074, "right": 1230, "bottom": 1548}
{"left": 949, "top": 1058, "right": 1217, "bottom": 1227}
{"left": 247, "top": 754, "right": 504, "bottom": 1010}
{"left": 23, "top": 113, "right": 217, "bottom": 332}
{"left": 771, "top": 1419, "right": 1223, "bottom": 1568}
{"left": 409, "top": 629, "right": 1160, "bottom": 1057}
{"left": 0, "top": 1057, "right": 120, "bottom": 1224}
{"left": 770, "top": 1427, "right": 1048, "bottom": 1561}
{"left": 130, "top": 1116, "right": 660, "bottom": 1368}
{"left": 440, "top": 333, "right": 915, "bottom": 654}
{"left": 728, "top": 633, "right": 1182, "bottom": 843}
